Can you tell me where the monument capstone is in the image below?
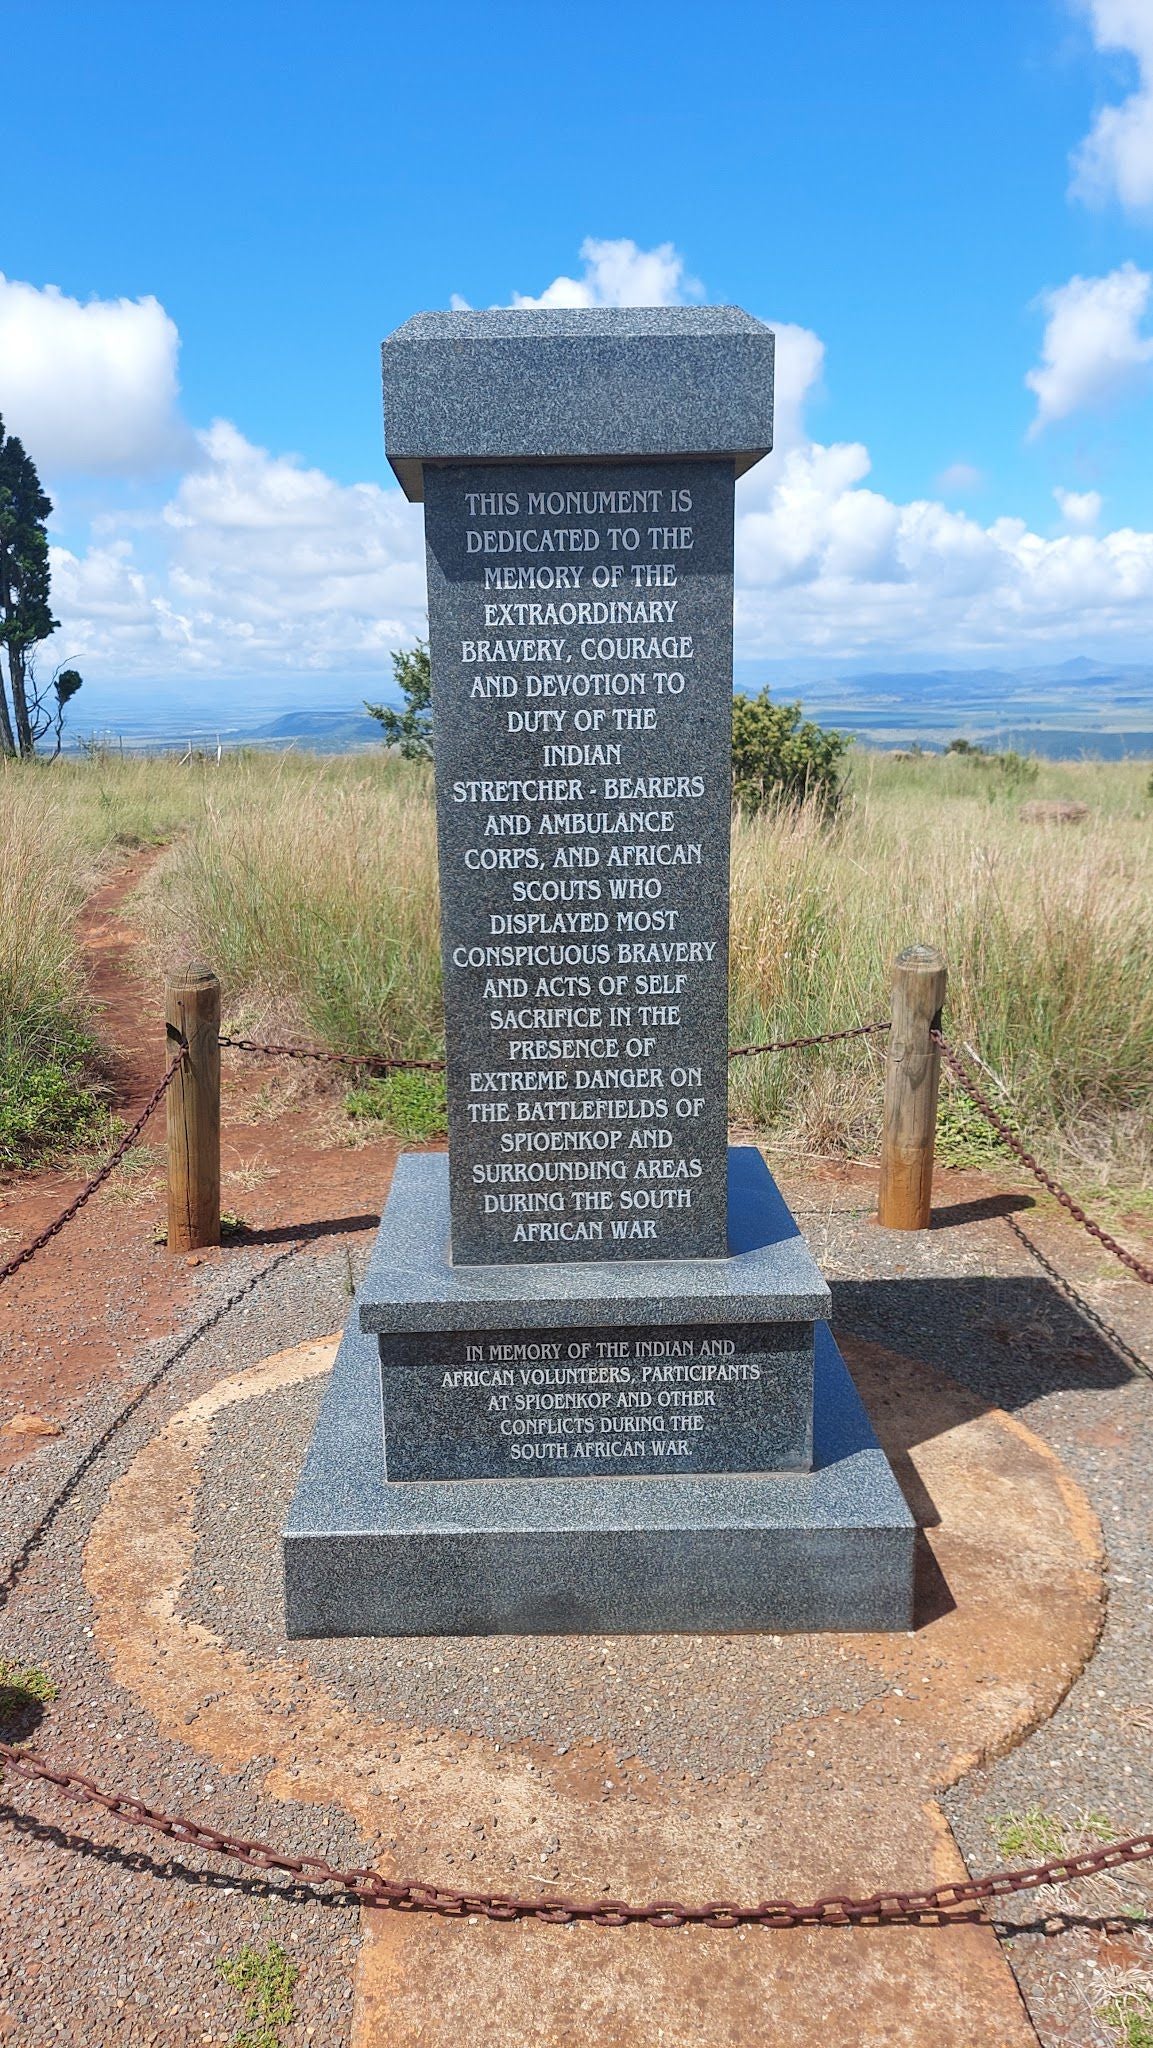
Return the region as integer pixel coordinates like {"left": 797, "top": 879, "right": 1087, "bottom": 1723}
{"left": 283, "top": 306, "right": 915, "bottom": 1636}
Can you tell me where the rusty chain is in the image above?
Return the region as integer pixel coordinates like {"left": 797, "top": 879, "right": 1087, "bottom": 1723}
{"left": 218, "top": 1034, "right": 446, "bottom": 1071}
{"left": 728, "top": 1019, "right": 890, "bottom": 1058}
{"left": 223, "top": 1021, "right": 1151, "bottom": 1285}
{"left": 5, "top": 1024, "right": 1149, "bottom": 1293}
{"left": 221, "top": 1021, "right": 892, "bottom": 1070}
{"left": 1, "top": 1019, "right": 1151, "bottom": 1922}
{"left": 1, "top": 1740, "right": 1150, "bottom": 1926}
{"left": 0, "top": 1021, "right": 893, "bottom": 1292}
{"left": 933, "top": 1032, "right": 1153, "bottom": 1288}
{"left": 0, "top": 1048, "right": 188, "bottom": 1290}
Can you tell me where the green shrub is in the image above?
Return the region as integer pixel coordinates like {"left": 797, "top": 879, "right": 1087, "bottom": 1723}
{"left": 346, "top": 1066, "right": 447, "bottom": 1140}
{"left": 934, "top": 1076, "right": 1019, "bottom": 1168}
{"left": 365, "top": 640, "right": 434, "bottom": 759}
{"left": 0, "top": 1658, "right": 57, "bottom": 1719}
{"left": 731, "top": 690, "right": 849, "bottom": 814}
{"left": 992, "top": 749, "right": 1039, "bottom": 788}
{"left": 944, "top": 738, "right": 1039, "bottom": 792}
{"left": 0, "top": 1022, "right": 109, "bottom": 1168}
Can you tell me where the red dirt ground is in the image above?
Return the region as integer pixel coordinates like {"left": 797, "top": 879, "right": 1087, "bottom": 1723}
{"left": 0, "top": 856, "right": 400, "bottom": 1472}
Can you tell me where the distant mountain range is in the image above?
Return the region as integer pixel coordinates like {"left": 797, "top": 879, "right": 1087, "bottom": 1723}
{"left": 736, "top": 658, "right": 1153, "bottom": 759}
{"left": 244, "top": 708, "right": 385, "bottom": 747}
{"left": 68, "top": 659, "right": 1153, "bottom": 761}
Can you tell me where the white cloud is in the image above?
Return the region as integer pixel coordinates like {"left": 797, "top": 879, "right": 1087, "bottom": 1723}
{"left": 1025, "top": 263, "right": 1153, "bottom": 431}
{"left": 40, "top": 236, "right": 1153, "bottom": 679}
{"left": 765, "top": 321, "right": 825, "bottom": 455}
{"left": 507, "top": 237, "right": 702, "bottom": 309}
{"left": 1054, "top": 484, "right": 1104, "bottom": 527}
{"left": 0, "top": 274, "right": 190, "bottom": 474}
{"left": 936, "top": 462, "right": 984, "bottom": 497}
{"left": 57, "top": 397, "right": 1153, "bottom": 677}
{"left": 1071, "top": 0, "right": 1153, "bottom": 210}
{"left": 51, "top": 421, "right": 425, "bottom": 675}
{"left": 733, "top": 437, "right": 1153, "bottom": 656}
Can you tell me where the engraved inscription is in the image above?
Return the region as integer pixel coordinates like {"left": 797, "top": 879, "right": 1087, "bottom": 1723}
{"left": 379, "top": 1322, "right": 814, "bottom": 1481}
{"left": 425, "top": 459, "right": 734, "bottom": 1264}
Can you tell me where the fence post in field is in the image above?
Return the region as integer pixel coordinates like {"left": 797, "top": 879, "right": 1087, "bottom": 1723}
{"left": 165, "top": 963, "right": 221, "bottom": 1253}
{"left": 877, "top": 944, "right": 948, "bottom": 1231}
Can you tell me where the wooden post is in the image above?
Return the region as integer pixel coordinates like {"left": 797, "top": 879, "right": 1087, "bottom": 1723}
{"left": 877, "top": 944, "right": 947, "bottom": 1231}
{"left": 165, "top": 963, "right": 221, "bottom": 1252}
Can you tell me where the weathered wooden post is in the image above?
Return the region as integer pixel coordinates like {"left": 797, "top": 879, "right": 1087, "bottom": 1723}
{"left": 877, "top": 944, "right": 948, "bottom": 1231}
{"left": 165, "top": 963, "right": 221, "bottom": 1252}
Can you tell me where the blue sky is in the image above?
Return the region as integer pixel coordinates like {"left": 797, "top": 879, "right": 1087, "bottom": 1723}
{"left": 3, "top": 0, "right": 1153, "bottom": 712}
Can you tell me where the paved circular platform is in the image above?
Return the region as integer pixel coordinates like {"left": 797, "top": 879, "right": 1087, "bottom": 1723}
{"left": 84, "top": 1330, "right": 1104, "bottom": 2047}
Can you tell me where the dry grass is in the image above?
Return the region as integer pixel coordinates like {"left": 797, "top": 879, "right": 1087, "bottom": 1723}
{"left": 0, "top": 779, "right": 94, "bottom": 1027}
{"left": 0, "top": 777, "right": 110, "bottom": 1164}
{"left": 132, "top": 754, "right": 442, "bottom": 1058}
{"left": 2, "top": 744, "right": 1151, "bottom": 1185}
{"left": 729, "top": 751, "right": 1153, "bottom": 1182}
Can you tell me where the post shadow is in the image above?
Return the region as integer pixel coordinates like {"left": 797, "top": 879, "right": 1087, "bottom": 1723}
{"left": 833, "top": 1269, "right": 1140, "bottom": 1430}
{"left": 829, "top": 1260, "right": 1146, "bottom": 1629}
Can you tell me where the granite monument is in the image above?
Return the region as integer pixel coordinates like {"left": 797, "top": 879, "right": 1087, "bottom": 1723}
{"left": 283, "top": 307, "right": 916, "bottom": 1636}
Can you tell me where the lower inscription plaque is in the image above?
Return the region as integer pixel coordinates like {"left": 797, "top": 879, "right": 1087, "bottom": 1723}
{"left": 379, "top": 1321, "right": 814, "bottom": 1481}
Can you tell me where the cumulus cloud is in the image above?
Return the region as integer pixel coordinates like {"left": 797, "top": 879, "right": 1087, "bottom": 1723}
{"left": 56, "top": 396, "right": 1153, "bottom": 676}
{"left": 1071, "top": 0, "right": 1153, "bottom": 210}
{"left": 468, "top": 241, "right": 816, "bottom": 453}
{"left": 1054, "top": 485, "right": 1104, "bottom": 527}
{"left": 733, "top": 441, "right": 1153, "bottom": 656}
{"left": 51, "top": 421, "right": 425, "bottom": 675}
{"left": 1026, "top": 263, "right": 1153, "bottom": 431}
{"left": 764, "top": 321, "right": 825, "bottom": 456}
{"left": 0, "top": 274, "right": 190, "bottom": 474}
{"left": 507, "top": 237, "right": 703, "bottom": 309}
{"left": 40, "top": 236, "right": 1153, "bottom": 677}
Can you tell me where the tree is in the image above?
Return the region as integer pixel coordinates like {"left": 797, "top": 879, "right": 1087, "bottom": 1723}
{"left": 731, "top": 688, "right": 849, "bottom": 814}
{"left": 365, "top": 640, "right": 433, "bottom": 759}
{"left": 47, "top": 667, "right": 83, "bottom": 759}
{"left": 0, "top": 416, "right": 81, "bottom": 758}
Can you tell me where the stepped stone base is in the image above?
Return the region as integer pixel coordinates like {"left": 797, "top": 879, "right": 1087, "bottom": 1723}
{"left": 283, "top": 1319, "right": 915, "bottom": 1638}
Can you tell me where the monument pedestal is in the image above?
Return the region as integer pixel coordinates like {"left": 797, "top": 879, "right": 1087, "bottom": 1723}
{"left": 282, "top": 305, "right": 915, "bottom": 1641}
{"left": 282, "top": 1150, "right": 915, "bottom": 1637}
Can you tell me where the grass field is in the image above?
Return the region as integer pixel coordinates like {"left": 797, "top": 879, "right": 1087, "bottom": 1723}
{"left": 2, "top": 744, "right": 1151, "bottom": 1191}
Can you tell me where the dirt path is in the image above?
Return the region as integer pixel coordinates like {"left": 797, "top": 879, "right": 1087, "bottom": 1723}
{"left": 0, "top": 854, "right": 400, "bottom": 1471}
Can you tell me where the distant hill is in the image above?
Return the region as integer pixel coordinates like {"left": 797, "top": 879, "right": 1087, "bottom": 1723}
{"left": 731, "top": 658, "right": 1153, "bottom": 758}
{"left": 65, "top": 660, "right": 1153, "bottom": 760}
{"left": 245, "top": 709, "right": 384, "bottom": 749}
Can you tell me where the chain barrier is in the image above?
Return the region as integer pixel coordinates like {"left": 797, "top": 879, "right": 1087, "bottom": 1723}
{"left": 933, "top": 1031, "right": 1153, "bottom": 1288}
{"left": 2, "top": 1019, "right": 1152, "bottom": 1923}
{"left": 1, "top": 1741, "right": 1150, "bottom": 1926}
{"left": 728, "top": 1019, "right": 890, "bottom": 1059}
{"left": 0, "top": 1020, "right": 891, "bottom": 1293}
{"left": 218, "top": 1034, "right": 446, "bottom": 1072}
{"left": 6, "top": 1024, "right": 1149, "bottom": 1294}
{"left": 221, "top": 1021, "right": 892, "bottom": 1071}
{"left": 0, "top": 1049, "right": 188, "bottom": 1291}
